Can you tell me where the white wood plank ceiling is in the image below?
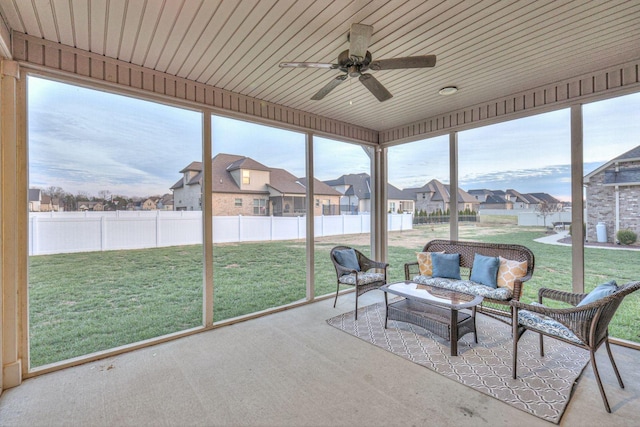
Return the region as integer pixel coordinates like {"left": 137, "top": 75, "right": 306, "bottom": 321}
{"left": 1, "top": 0, "right": 639, "bottom": 132}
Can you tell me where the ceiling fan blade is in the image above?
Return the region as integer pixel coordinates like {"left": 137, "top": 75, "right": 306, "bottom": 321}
{"left": 349, "top": 23, "right": 373, "bottom": 60}
{"left": 369, "top": 55, "right": 437, "bottom": 71}
{"left": 311, "top": 75, "right": 348, "bottom": 100}
{"left": 359, "top": 73, "right": 393, "bottom": 102}
{"left": 280, "top": 62, "right": 338, "bottom": 69}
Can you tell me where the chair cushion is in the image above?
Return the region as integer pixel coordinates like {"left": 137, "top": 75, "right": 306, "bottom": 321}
{"left": 412, "top": 276, "right": 513, "bottom": 300}
{"left": 577, "top": 280, "right": 618, "bottom": 307}
{"left": 497, "top": 256, "right": 528, "bottom": 291}
{"left": 518, "top": 308, "right": 583, "bottom": 345}
{"left": 416, "top": 251, "right": 444, "bottom": 276}
{"left": 334, "top": 248, "right": 360, "bottom": 272}
{"left": 470, "top": 253, "right": 500, "bottom": 288}
{"left": 431, "top": 253, "right": 461, "bottom": 280}
{"left": 338, "top": 272, "right": 385, "bottom": 286}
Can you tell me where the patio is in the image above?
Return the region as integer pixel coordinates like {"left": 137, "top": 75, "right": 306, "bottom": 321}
{"left": 0, "top": 291, "right": 638, "bottom": 426}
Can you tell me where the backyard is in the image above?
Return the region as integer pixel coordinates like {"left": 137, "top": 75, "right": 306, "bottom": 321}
{"left": 28, "top": 221, "right": 640, "bottom": 367}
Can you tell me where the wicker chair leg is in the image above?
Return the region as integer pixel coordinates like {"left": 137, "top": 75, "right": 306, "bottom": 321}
{"left": 512, "top": 328, "right": 519, "bottom": 379}
{"left": 605, "top": 339, "right": 625, "bottom": 389}
{"left": 354, "top": 287, "right": 359, "bottom": 320}
{"left": 333, "top": 283, "right": 340, "bottom": 308}
{"left": 539, "top": 333, "right": 545, "bottom": 357}
{"left": 590, "top": 349, "right": 612, "bottom": 413}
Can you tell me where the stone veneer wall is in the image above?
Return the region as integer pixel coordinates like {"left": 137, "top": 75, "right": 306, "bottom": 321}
{"left": 586, "top": 160, "right": 640, "bottom": 243}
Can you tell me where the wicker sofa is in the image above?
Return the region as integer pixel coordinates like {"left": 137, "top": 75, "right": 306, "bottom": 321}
{"left": 404, "top": 239, "right": 535, "bottom": 323}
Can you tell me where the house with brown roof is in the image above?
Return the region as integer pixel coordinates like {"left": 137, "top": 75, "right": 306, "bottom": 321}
{"left": 323, "top": 173, "right": 414, "bottom": 214}
{"left": 406, "top": 179, "right": 479, "bottom": 214}
{"left": 584, "top": 145, "right": 640, "bottom": 243}
{"left": 171, "top": 154, "right": 341, "bottom": 216}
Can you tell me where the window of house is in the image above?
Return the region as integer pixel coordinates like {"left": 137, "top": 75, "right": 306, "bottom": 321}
{"left": 242, "top": 170, "right": 250, "bottom": 185}
{"left": 235, "top": 198, "right": 242, "bottom": 207}
{"left": 253, "top": 199, "right": 266, "bottom": 215}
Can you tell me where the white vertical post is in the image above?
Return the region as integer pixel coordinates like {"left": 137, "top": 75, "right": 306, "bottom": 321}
{"left": 101, "top": 215, "right": 107, "bottom": 251}
{"left": 155, "top": 210, "right": 160, "bottom": 248}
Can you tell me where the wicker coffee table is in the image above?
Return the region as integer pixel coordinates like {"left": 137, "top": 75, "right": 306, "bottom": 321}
{"left": 380, "top": 281, "right": 483, "bottom": 356}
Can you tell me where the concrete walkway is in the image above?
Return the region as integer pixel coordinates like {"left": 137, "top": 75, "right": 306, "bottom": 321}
{"left": 534, "top": 230, "right": 640, "bottom": 251}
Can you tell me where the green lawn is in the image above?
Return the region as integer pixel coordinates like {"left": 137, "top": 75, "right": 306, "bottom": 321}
{"left": 28, "top": 226, "right": 640, "bottom": 367}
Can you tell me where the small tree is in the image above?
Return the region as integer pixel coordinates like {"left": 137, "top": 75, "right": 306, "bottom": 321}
{"left": 535, "top": 201, "right": 560, "bottom": 228}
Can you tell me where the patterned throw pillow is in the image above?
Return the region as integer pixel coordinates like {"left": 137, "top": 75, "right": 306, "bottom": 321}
{"left": 416, "top": 251, "right": 444, "bottom": 276}
{"left": 497, "top": 256, "right": 528, "bottom": 290}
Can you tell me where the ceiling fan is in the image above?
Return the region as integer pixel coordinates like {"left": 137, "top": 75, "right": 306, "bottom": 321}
{"left": 279, "top": 23, "right": 436, "bottom": 102}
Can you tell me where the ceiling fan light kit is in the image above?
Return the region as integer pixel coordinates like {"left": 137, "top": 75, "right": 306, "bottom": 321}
{"left": 280, "top": 23, "right": 437, "bottom": 102}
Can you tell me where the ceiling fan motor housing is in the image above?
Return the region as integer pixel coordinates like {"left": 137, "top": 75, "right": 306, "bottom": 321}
{"left": 338, "top": 49, "right": 372, "bottom": 75}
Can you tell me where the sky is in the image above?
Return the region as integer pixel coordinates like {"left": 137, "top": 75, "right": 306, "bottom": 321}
{"left": 28, "top": 76, "right": 640, "bottom": 201}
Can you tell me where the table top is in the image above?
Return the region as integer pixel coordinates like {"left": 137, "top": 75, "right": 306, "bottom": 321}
{"left": 381, "top": 281, "right": 483, "bottom": 309}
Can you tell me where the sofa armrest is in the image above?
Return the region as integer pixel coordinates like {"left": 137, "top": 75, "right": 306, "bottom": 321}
{"left": 404, "top": 262, "right": 420, "bottom": 280}
{"left": 538, "top": 287, "right": 587, "bottom": 306}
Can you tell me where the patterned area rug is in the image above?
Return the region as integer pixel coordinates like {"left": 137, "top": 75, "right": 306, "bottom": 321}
{"left": 327, "top": 302, "right": 590, "bottom": 424}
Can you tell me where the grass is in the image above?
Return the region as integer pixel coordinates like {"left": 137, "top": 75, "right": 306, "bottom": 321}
{"left": 28, "top": 225, "right": 640, "bottom": 367}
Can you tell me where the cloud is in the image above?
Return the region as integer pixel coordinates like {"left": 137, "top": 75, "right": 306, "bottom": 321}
{"left": 26, "top": 77, "right": 640, "bottom": 202}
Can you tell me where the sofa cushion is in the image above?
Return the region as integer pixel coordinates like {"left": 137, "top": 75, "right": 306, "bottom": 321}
{"left": 334, "top": 248, "right": 360, "bottom": 272}
{"left": 431, "top": 253, "right": 461, "bottom": 280}
{"left": 416, "top": 251, "right": 444, "bottom": 276}
{"left": 577, "top": 280, "right": 618, "bottom": 307}
{"left": 412, "top": 276, "right": 513, "bottom": 300}
{"left": 497, "top": 256, "right": 528, "bottom": 290}
{"left": 339, "top": 272, "right": 385, "bottom": 286}
{"left": 470, "top": 254, "right": 500, "bottom": 288}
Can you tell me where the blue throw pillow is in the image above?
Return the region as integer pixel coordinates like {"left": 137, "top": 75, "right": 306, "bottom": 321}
{"left": 431, "top": 253, "right": 461, "bottom": 280}
{"left": 334, "top": 248, "right": 360, "bottom": 272}
{"left": 470, "top": 254, "right": 500, "bottom": 288}
{"left": 577, "top": 280, "right": 618, "bottom": 306}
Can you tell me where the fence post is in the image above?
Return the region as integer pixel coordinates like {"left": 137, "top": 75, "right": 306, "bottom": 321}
{"left": 31, "top": 215, "right": 37, "bottom": 256}
{"left": 101, "top": 215, "right": 107, "bottom": 251}
{"left": 156, "top": 210, "right": 160, "bottom": 248}
{"left": 238, "top": 215, "right": 243, "bottom": 242}
{"left": 270, "top": 215, "right": 274, "bottom": 241}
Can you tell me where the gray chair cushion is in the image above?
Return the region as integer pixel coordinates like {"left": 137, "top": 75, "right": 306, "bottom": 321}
{"left": 518, "top": 308, "right": 583, "bottom": 345}
{"left": 339, "top": 272, "right": 385, "bottom": 285}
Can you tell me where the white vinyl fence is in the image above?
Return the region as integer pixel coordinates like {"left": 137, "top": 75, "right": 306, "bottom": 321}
{"left": 29, "top": 211, "right": 413, "bottom": 255}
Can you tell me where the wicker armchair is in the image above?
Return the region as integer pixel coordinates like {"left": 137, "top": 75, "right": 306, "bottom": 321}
{"left": 330, "top": 246, "right": 388, "bottom": 319}
{"left": 511, "top": 281, "right": 640, "bottom": 413}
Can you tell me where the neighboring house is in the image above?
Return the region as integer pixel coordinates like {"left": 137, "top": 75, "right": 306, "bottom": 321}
{"left": 157, "top": 194, "right": 174, "bottom": 210}
{"left": 482, "top": 194, "right": 514, "bottom": 210}
{"left": 172, "top": 153, "right": 341, "bottom": 216}
{"left": 28, "top": 188, "right": 41, "bottom": 212}
{"left": 468, "top": 189, "right": 514, "bottom": 209}
{"left": 467, "top": 189, "right": 493, "bottom": 203}
{"left": 28, "top": 189, "right": 61, "bottom": 212}
{"left": 528, "top": 192, "right": 562, "bottom": 211}
{"left": 323, "top": 173, "right": 414, "bottom": 214}
{"left": 406, "top": 179, "right": 479, "bottom": 214}
{"left": 584, "top": 145, "right": 640, "bottom": 243}
{"left": 142, "top": 197, "right": 159, "bottom": 210}
{"left": 505, "top": 189, "right": 535, "bottom": 209}
{"left": 77, "top": 201, "right": 103, "bottom": 211}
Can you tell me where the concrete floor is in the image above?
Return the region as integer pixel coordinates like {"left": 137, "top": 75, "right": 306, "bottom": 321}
{"left": 1, "top": 291, "right": 639, "bottom": 426}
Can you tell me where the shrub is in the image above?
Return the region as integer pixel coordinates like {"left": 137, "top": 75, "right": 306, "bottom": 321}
{"left": 616, "top": 229, "right": 637, "bottom": 245}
